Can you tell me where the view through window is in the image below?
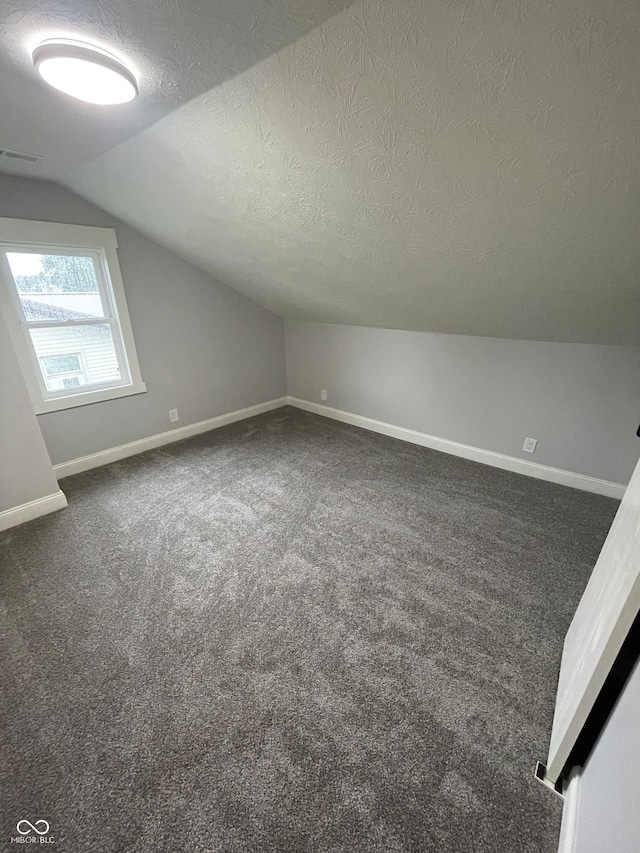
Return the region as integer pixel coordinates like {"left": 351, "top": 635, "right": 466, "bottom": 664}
{"left": 6, "top": 251, "right": 123, "bottom": 394}
{"left": 0, "top": 219, "right": 145, "bottom": 413}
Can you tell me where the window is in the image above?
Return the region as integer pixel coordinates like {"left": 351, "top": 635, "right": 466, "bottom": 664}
{"left": 0, "top": 218, "right": 145, "bottom": 413}
{"left": 39, "top": 353, "right": 88, "bottom": 391}
{"left": 41, "top": 354, "right": 83, "bottom": 376}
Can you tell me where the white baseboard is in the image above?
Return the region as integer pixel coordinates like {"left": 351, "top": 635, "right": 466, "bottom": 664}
{"left": 557, "top": 769, "right": 581, "bottom": 853}
{"left": 51, "top": 394, "right": 626, "bottom": 499}
{"left": 53, "top": 397, "right": 288, "bottom": 479}
{"left": 0, "top": 490, "right": 68, "bottom": 532}
{"left": 286, "top": 397, "right": 626, "bottom": 499}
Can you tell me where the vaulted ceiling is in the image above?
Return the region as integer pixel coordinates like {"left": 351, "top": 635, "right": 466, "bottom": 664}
{"left": 1, "top": 0, "right": 639, "bottom": 344}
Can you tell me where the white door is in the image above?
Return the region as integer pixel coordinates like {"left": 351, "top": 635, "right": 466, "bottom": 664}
{"left": 547, "top": 453, "right": 640, "bottom": 783}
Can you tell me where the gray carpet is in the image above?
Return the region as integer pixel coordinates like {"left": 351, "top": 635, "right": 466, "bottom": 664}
{"left": 0, "top": 406, "right": 618, "bottom": 853}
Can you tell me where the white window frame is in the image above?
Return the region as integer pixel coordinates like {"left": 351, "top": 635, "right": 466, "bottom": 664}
{"left": 0, "top": 218, "right": 146, "bottom": 414}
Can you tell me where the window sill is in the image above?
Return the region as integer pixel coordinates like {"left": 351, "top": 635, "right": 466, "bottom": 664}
{"left": 34, "top": 381, "right": 147, "bottom": 414}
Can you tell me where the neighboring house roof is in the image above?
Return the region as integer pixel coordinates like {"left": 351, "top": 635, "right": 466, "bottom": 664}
{"left": 20, "top": 298, "right": 95, "bottom": 322}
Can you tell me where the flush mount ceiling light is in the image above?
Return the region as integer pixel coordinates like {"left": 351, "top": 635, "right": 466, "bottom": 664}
{"left": 32, "top": 39, "right": 138, "bottom": 105}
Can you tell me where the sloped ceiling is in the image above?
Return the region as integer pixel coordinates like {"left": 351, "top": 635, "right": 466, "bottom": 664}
{"left": 0, "top": 0, "right": 353, "bottom": 175}
{"left": 2, "top": 0, "right": 640, "bottom": 343}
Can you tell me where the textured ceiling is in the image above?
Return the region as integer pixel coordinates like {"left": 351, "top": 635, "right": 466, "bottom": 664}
{"left": 3, "top": 0, "right": 640, "bottom": 343}
{"left": 0, "top": 0, "right": 352, "bottom": 177}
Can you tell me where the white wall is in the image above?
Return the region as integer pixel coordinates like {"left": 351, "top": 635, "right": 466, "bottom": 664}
{"left": 0, "top": 310, "right": 60, "bottom": 514}
{"left": 285, "top": 321, "right": 640, "bottom": 486}
{"left": 0, "top": 175, "right": 287, "bottom": 465}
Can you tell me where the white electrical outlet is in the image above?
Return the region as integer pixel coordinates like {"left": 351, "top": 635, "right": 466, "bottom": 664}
{"left": 169, "top": 409, "right": 179, "bottom": 423}
{"left": 522, "top": 437, "right": 538, "bottom": 453}
{"left": 320, "top": 390, "right": 327, "bottom": 401}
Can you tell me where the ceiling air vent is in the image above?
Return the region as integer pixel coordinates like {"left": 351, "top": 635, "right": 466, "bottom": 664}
{"left": 0, "top": 148, "right": 43, "bottom": 163}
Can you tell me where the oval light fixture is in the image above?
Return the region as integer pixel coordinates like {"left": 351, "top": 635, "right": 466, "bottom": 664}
{"left": 33, "top": 39, "right": 138, "bottom": 105}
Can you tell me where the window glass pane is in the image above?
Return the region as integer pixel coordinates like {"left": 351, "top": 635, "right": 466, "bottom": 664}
{"left": 30, "top": 325, "right": 122, "bottom": 392}
{"left": 41, "top": 354, "right": 82, "bottom": 376}
{"left": 6, "top": 252, "right": 106, "bottom": 321}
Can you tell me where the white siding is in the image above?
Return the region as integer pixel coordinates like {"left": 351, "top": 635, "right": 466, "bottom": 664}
{"left": 31, "top": 325, "right": 120, "bottom": 388}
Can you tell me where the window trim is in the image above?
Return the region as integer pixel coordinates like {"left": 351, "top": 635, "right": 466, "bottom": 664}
{"left": 0, "top": 218, "right": 146, "bottom": 414}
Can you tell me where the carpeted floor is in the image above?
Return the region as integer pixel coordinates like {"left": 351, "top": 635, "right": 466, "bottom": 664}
{"left": 0, "top": 406, "right": 618, "bottom": 853}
